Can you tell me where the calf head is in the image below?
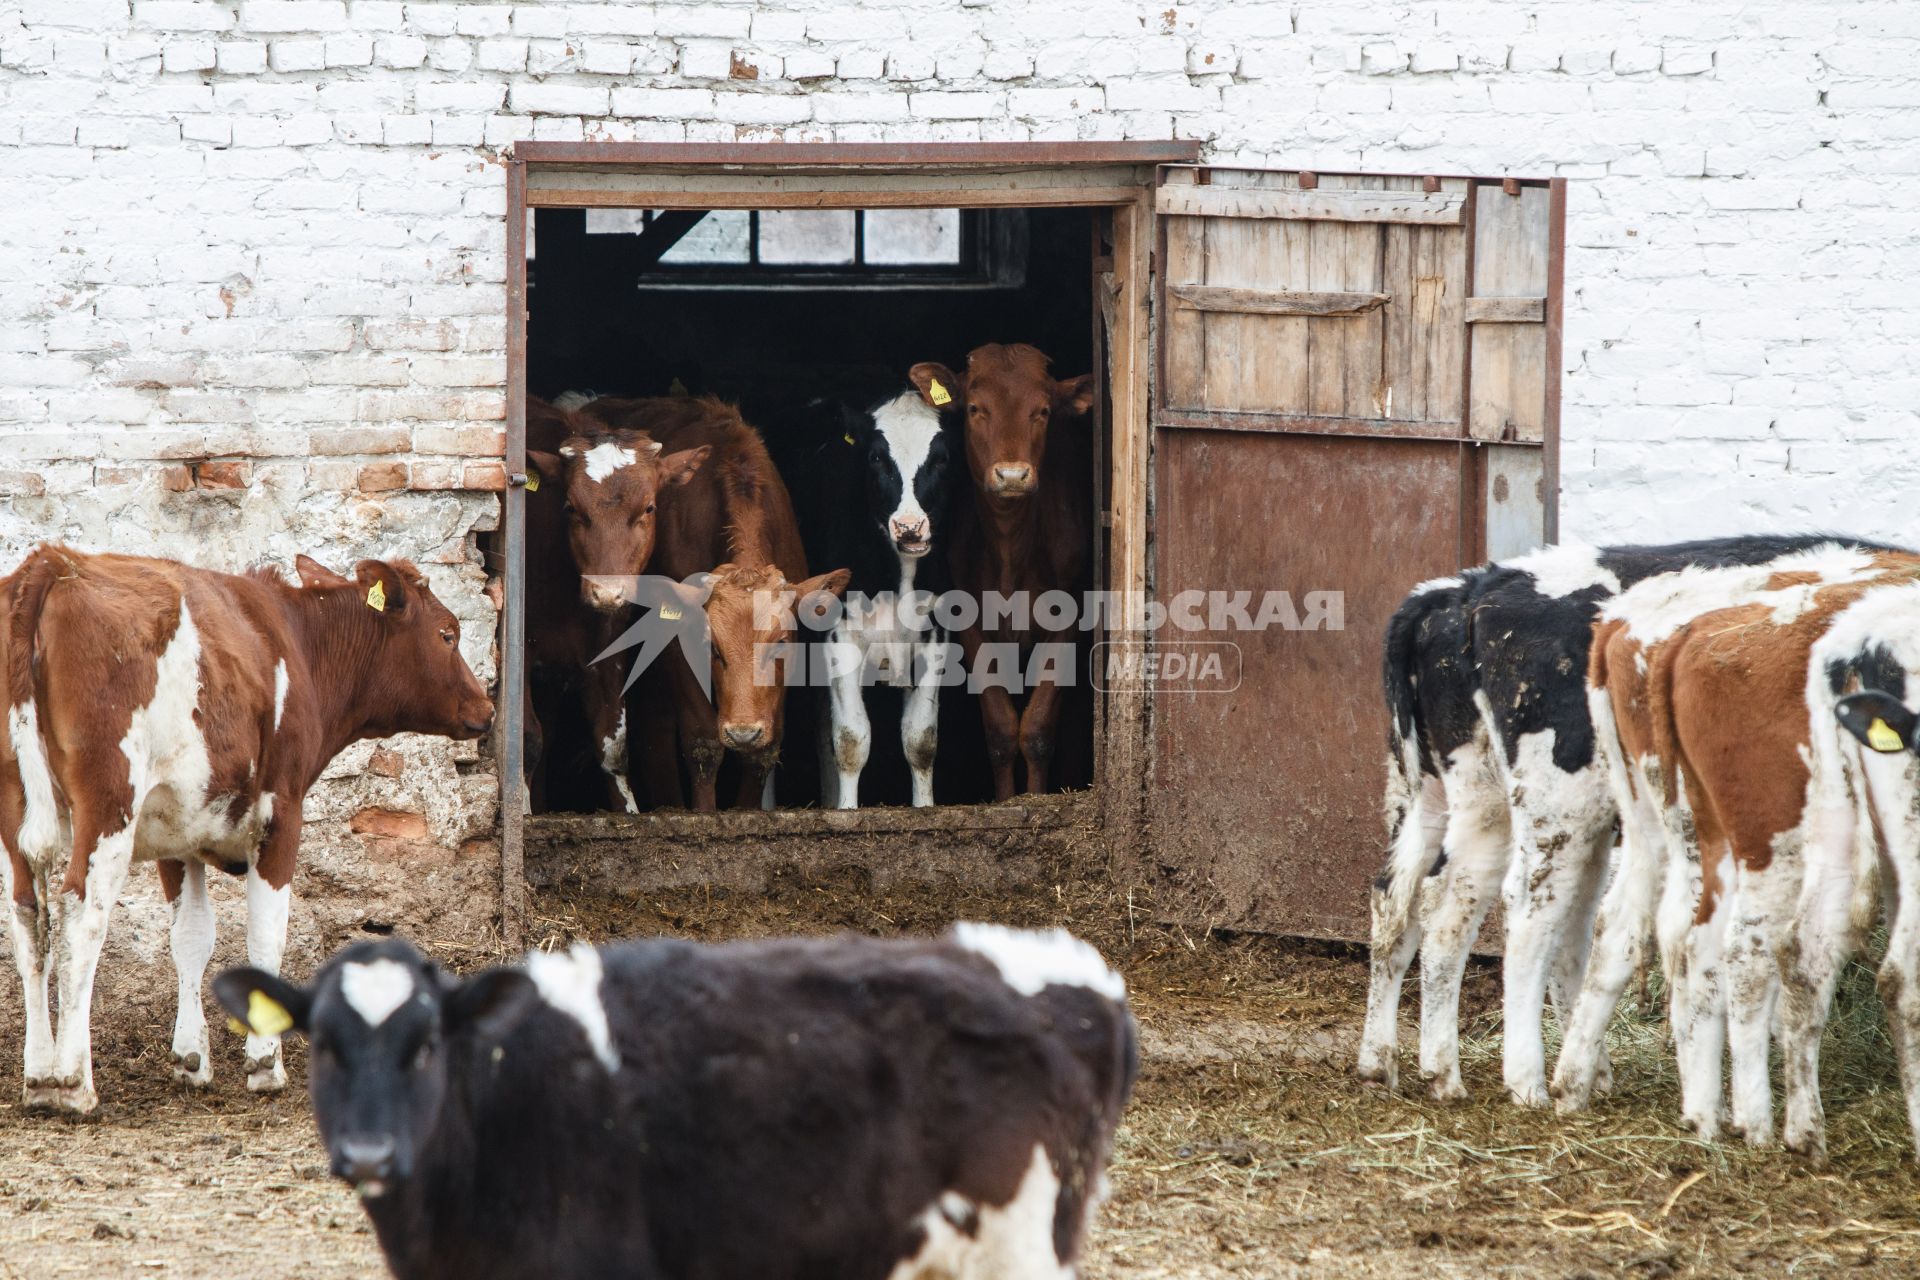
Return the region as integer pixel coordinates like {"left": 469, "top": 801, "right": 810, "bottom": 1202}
{"left": 1837, "top": 691, "right": 1920, "bottom": 755}
{"left": 530, "top": 429, "right": 709, "bottom": 613}
{"left": 214, "top": 939, "right": 535, "bottom": 1197}
{"left": 852, "top": 392, "right": 956, "bottom": 558}
{"left": 911, "top": 343, "right": 1095, "bottom": 499}
{"left": 703, "top": 563, "right": 851, "bottom": 752}
{"left": 294, "top": 556, "right": 494, "bottom": 740}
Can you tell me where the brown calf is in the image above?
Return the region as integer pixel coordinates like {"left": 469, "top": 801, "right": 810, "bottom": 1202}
{"left": 913, "top": 344, "right": 1096, "bottom": 798}
{"left": 524, "top": 396, "right": 707, "bottom": 812}
{"left": 581, "top": 397, "right": 836, "bottom": 810}
{"left": 0, "top": 546, "right": 491, "bottom": 1112}
{"left": 1550, "top": 546, "right": 1915, "bottom": 1143}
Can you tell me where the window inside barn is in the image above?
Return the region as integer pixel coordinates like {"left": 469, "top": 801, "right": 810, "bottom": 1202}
{"left": 583, "top": 208, "right": 976, "bottom": 282}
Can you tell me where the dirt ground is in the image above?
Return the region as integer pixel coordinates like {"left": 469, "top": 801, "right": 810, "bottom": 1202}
{"left": 3, "top": 863, "right": 1920, "bottom": 1279}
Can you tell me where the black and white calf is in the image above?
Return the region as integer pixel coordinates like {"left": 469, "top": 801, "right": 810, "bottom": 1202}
{"left": 215, "top": 926, "right": 1135, "bottom": 1280}
{"left": 1359, "top": 534, "right": 1892, "bottom": 1107}
{"left": 816, "top": 387, "right": 959, "bottom": 808}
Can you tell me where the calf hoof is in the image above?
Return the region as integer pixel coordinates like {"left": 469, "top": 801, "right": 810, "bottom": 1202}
{"left": 1682, "top": 1110, "right": 1724, "bottom": 1143}
{"left": 1783, "top": 1127, "right": 1828, "bottom": 1166}
{"left": 1549, "top": 1073, "right": 1591, "bottom": 1117}
{"left": 1735, "top": 1119, "right": 1776, "bottom": 1149}
{"left": 1427, "top": 1072, "right": 1469, "bottom": 1103}
{"left": 25, "top": 1077, "right": 97, "bottom": 1114}
{"left": 171, "top": 1050, "right": 212, "bottom": 1089}
{"left": 1508, "top": 1080, "right": 1551, "bottom": 1109}
{"left": 1591, "top": 1052, "right": 1615, "bottom": 1097}
{"left": 245, "top": 1055, "right": 287, "bottom": 1094}
{"left": 1354, "top": 1052, "right": 1398, "bottom": 1092}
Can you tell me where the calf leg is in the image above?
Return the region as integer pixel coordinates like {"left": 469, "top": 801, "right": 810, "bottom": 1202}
{"left": 244, "top": 810, "right": 296, "bottom": 1093}
{"left": 1497, "top": 748, "right": 1615, "bottom": 1109}
{"left": 1673, "top": 857, "right": 1732, "bottom": 1142}
{"left": 586, "top": 662, "right": 637, "bottom": 815}
{"left": 47, "top": 806, "right": 139, "bottom": 1114}
{"left": 3, "top": 845, "right": 55, "bottom": 1105}
{"left": 1555, "top": 819, "right": 1661, "bottom": 1113}
{"left": 979, "top": 685, "right": 1021, "bottom": 801}
{"left": 1416, "top": 751, "right": 1510, "bottom": 1101}
{"left": 1725, "top": 851, "right": 1798, "bottom": 1147}
{"left": 901, "top": 637, "right": 943, "bottom": 808}
{"left": 160, "top": 858, "right": 216, "bottom": 1088}
{"left": 1546, "top": 818, "right": 1617, "bottom": 1096}
{"left": 1781, "top": 799, "right": 1870, "bottom": 1161}
{"left": 1359, "top": 772, "right": 1447, "bottom": 1091}
{"left": 823, "top": 632, "right": 870, "bottom": 810}
{"left": 1016, "top": 670, "right": 1067, "bottom": 796}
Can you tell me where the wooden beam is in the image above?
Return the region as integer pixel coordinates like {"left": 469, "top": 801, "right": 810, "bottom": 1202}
{"left": 1169, "top": 285, "right": 1390, "bottom": 317}
{"left": 1155, "top": 184, "right": 1466, "bottom": 225}
{"left": 1464, "top": 295, "right": 1547, "bottom": 324}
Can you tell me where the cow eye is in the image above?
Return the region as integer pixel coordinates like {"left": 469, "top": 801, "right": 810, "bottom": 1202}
{"left": 644, "top": 502, "right": 656, "bottom": 515}
{"left": 440, "top": 628, "right": 456, "bottom": 648}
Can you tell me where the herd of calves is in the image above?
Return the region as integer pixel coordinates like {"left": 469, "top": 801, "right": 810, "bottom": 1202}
{"left": 0, "top": 340, "right": 1130, "bottom": 1276}
{"left": 1360, "top": 534, "right": 1920, "bottom": 1163}
{"left": 526, "top": 340, "right": 1097, "bottom": 815}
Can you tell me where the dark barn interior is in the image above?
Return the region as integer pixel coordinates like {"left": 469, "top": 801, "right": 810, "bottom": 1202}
{"left": 514, "top": 204, "right": 1101, "bottom": 812}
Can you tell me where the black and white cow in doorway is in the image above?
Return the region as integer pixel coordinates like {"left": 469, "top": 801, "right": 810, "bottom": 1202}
{"left": 1357, "top": 533, "right": 1901, "bottom": 1109}
{"left": 214, "top": 926, "right": 1136, "bottom": 1280}
{"left": 813, "top": 385, "right": 960, "bottom": 808}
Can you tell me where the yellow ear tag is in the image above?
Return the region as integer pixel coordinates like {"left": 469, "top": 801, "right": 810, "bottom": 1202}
{"left": 366, "top": 580, "right": 386, "bottom": 613}
{"left": 844, "top": 432, "right": 857, "bottom": 446}
{"left": 659, "top": 603, "right": 683, "bottom": 621}
{"left": 524, "top": 471, "right": 539, "bottom": 493}
{"left": 247, "top": 990, "right": 294, "bottom": 1037}
{"left": 928, "top": 378, "right": 952, "bottom": 407}
{"left": 226, "top": 1016, "right": 248, "bottom": 1036}
{"left": 1867, "top": 717, "right": 1905, "bottom": 753}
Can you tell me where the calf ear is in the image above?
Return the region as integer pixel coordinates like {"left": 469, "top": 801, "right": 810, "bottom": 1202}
{"left": 1053, "top": 373, "right": 1098, "bottom": 417}
{"left": 661, "top": 445, "right": 710, "bottom": 487}
{"left": 909, "top": 362, "right": 964, "bottom": 411}
{"left": 797, "top": 568, "right": 852, "bottom": 602}
{"left": 213, "top": 967, "right": 312, "bottom": 1038}
{"left": 1836, "top": 691, "right": 1920, "bottom": 754}
{"left": 354, "top": 561, "right": 409, "bottom": 617}
{"left": 295, "top": 555, "right": 351, "bottom": 589}
{"left": 443, "top": 969, "right": 537, "bottom": 1041}
{"left": 527, "top": 450, "right": 565, "bottom": 492}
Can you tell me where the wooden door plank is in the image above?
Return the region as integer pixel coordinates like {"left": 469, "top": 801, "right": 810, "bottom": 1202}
{"left": 1469, "top": 182, "right": 1551, "bottom": 441}
{"left": 1169, "top": 286, "right": 1388, "bottom": 316}
{"left": 1156, "top": 184, "right": 1466, "bottom": 224}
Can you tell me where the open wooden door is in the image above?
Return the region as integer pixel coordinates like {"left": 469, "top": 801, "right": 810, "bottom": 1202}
{"left": 1147, "top": 166, "right": 1564, "bottom": 939}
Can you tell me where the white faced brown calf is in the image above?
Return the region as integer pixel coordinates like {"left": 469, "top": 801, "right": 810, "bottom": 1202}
{"left": 0, "top": 546, "right": 491, "bottom": 1112}
{"left": 214, "top": 925, "right": 1136, "bottom": 1280}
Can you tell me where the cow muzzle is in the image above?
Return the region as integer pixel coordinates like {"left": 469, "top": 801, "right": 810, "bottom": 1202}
{"left": 335, "top": 1135, "right": 397, "bottom": 1195}
{"left": 889, "top": 517, "right": 932, "bottom": 557}
{"left": 581, "top": 580, "right": 630, "bottom": 614}
{"left": 989, "top": 463, "right": 1035, "bottom": 496}
{"left": 722, "top": 721, "right": 769, "bottom": 749}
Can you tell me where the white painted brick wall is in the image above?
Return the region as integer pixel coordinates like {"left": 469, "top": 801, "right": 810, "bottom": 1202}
{"left": 4, "top": 1, "right": 1915, "bottom": 558}
{"left": 0, "top": 0, "right": 1899, "bottom": 743}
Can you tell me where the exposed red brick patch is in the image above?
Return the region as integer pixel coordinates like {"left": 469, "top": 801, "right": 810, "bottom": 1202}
{"left": 196, "top": 459, "right": 251, "bottom": 489}
{"left": 350, "top": 807, "right": 428, "bottom": 839}
{"left": 357, "top": 462, "right": 409, "bottom": 492}
{"left": 462, "top": 461, "right": 508, "bottom": 491}
{"left": 368, "top": 748, "right": 406, "bottom": 778}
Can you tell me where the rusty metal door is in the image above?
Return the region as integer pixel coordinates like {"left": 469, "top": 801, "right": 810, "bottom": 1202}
{"left": 1146, "top": 167, "right": 1564, "bottom": 939}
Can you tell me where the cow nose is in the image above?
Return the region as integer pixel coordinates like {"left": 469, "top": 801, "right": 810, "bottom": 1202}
{"left": 335, "top": 1136, "right": 396, "bottom": 1186}
{"left": 581, "top": 581, "right": 628, "bottom": 613}
{"left": 722, "top": 722, "right": 768, "bottom": 748}
{"left": 890, "top": 518, "right": 930, "bottom": 550}
{"left": 991, "top": 464, "right": 1033, "bottom": 492}
{"left": 463, "top": 705, "right": 494, "bottom": 737}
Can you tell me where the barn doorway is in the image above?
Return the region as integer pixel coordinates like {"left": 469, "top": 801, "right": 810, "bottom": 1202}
{"left": 490, "top": 144, "right": 1560, "bottom": 953}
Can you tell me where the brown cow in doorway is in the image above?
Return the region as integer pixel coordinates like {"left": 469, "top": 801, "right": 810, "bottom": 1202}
{"left": 913, "top": 344, "right": 1096, "bottom": 799}
{"left": 0, "top": 546, "right": 491, "bottom": 1112}
{"left": 524, "top": 395, "right": 707, "bottom": 812}
{"left": 580, "top": 397, "right": 845, "bottom": 811}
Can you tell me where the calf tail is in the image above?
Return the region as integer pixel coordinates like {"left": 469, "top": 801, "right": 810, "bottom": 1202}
{"left": 6, "top": 549, "right": 62, "bottom": 859}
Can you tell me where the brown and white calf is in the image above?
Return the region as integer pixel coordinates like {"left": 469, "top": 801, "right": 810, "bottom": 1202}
{"left": 1551, "top": 545, "right": 1912, "bottom": 1141}
{"left": 919, "top": 344, "right": 1095, "bottom": 799}
{"left": 581, "top": 396, "right": 837, "bottom": 811}
{"left": 524, "top": 395, "right": 707, "bottom": 813}
{"left": 1783, "top": 579, "right": 1920, "bottom": 1160}
{"left": 0, "top": 546, "right": 491, "bottom": 1112}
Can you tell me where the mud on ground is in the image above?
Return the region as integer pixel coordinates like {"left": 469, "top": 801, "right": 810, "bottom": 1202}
{"left": 3, "top": 860, "right": 1919, "bottom": 1278}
